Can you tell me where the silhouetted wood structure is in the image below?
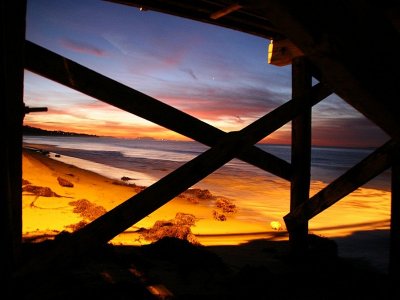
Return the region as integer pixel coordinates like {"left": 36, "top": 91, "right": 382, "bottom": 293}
{"left": 1, "top": 0, "right": 26, "bottom": 295}
{"left": 3, "top": 0, "right": 400, "bottom": 289}
{"left": 290, "top": 57, "right": 312, "bottom": 254}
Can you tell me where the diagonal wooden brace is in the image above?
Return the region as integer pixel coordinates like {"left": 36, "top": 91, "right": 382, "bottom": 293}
{"left": 284, "top": 139, "right": 399, "bottom": 231}
{"left": 17, "top": 41, "right": 330, "bottom": 278}
{"left": 16, "top": 70, "right": 328, "bottom": 279}
{"left": 24, "top": 41, "right": 331, "bottom": 180}
{"left": 54, "top": 78, "right": 327, "bottom": 257}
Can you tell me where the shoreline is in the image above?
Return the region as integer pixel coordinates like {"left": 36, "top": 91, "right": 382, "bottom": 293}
{"left": 23, "top": 137, "right": 392, "bottom": 193}
{"left": 22, "top": 146, "right": 279, "bottom": 245}
{"left": 22, "top": 144, "right": 391, "bottom": 273}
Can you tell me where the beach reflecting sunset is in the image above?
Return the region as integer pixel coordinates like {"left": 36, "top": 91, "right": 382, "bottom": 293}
{"left": 22, "top": 137, "right": 391, "bottom": 273}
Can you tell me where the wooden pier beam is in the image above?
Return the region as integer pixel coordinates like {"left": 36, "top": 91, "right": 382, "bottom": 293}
{"left": 24, "top": 41, "right": 292, "bottom": 179}
{"left": 284, "top": 139, "right": 398, "bottom": 229}
{"left": 16, "top": 78, "right": 327, "bottom": 279}
{"left": 390, "top": 151, "right": 400, "bottom": 278}
{"left": 24, "top": 41, "right": 329, "bottom": 181}
{"left": 1, "top": 0, "right": 26, "bottom": 294}
{"left": 268, "top": 38, "right": 304, "bottom": 67}
{"left": 289, "top": 57, "right": 312, "bottom": 255}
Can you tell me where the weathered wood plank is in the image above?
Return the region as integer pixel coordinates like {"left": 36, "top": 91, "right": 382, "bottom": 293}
{"left": 1, "top": 0, "right": 26, "bottom": 291}
{"left": 107, "top": 0, "right": 281, "bottom": 40}
{"left": 24, "top": 41, "right": 330, "bottom": 180}
{"left": 284, "top": 139, "right": 399, "bottom": 231}
{"left": 268, "top": 38, "right": 304, "bottom": 66}
{"left": 67, "top": 76, "right": 327, "bottom": 246}
{"left": 210, "top": 3, "right": 242, "bottom": 20}
{"left": 390, "top": 154, "right": 400, "bottom": 277}
{"left": 289, "top": 57, "right": 312, "bottom": 254}
{"left": 257, "top": 0, "right": 400, "bottom": 139}
{"left": 24, "top": 41, "right": 291, "bottom": 179}
{"left": 17, "top": 76, "right": 327, "bottom": 277}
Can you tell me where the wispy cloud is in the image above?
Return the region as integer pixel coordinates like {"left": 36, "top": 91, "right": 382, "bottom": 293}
{"left": 157, "top": 83, "right": 289, "bottom": 120}
{"left": 60, "top": 38, "right": 106, "bottom": 56}
{"left": 181, "top": 68, "right": 198, "bottom": 80}
{"left": 312, "top": 117, "right": 389, "bottom": 148}
{"left": 103, "top": 33, "right": 130, "bottom": 55}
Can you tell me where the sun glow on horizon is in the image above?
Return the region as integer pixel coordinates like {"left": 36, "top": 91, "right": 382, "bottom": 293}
{"left": 24, "top": 1, "right": 389, "bottom": 149}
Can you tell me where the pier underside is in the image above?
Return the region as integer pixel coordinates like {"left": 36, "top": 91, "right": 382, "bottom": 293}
{"left": 2, "top": 0, "right": 400, "bottom": 295}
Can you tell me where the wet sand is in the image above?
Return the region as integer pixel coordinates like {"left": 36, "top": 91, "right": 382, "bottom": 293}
{"left": 18, "top": 146, "right": 397, "bottom": 299}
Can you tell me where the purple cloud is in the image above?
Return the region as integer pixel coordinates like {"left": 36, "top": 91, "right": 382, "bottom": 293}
{"left": 60, "top": 38, "right": 106, "bottom": 56}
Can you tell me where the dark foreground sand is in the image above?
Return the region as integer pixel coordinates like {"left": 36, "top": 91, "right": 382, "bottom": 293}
{"left": 14, "top": 235, "right": 397, "bottom": 300}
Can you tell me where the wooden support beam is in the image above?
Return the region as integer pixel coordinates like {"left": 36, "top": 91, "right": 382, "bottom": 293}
{"left": 289, "top": 57, "right": 312, "bottom": 254}
{"left": 268, "top": 38, "right": 304, "bottom": 66}
{"left": 16, "top": 75, "right": 327, "bottom": 278}
{"left": 210, "top": 3, "right": 242, "bottom": 20}
{"left": 24, "top": 105, "right": 48, "bottom": 114}
{"left": 107, "top": 1, "right": 281, "bottom": 40}
{"left": 257, "top": 0, "right": 400, "bottom": 139}
{"left": 284, "top": 139, "right": 399, "bottom": 231}
{"left": 390, "top": 154, "right": 400, "bottom": 278}
{"left": 25, "top": 41, "right": 329, "bottom": 180}
{"left": 1, "top": 0, "right": 26, "bottom": 293}
{"left": 24, "top": 41, "right": 289, "bottom": 179}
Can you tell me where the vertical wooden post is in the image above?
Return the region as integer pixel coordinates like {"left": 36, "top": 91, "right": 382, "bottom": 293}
{"left": 390, "top": 156, "right": 400, "bottom": 278}
{"left": 290, "top": 57, "right": 312, "bottom": 255}
{"left": 0, "top": 0, "right": 26, "bottom": 293}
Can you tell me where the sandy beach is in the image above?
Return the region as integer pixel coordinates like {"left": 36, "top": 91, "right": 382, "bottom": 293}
{"left": 22, "top": 144, "right": 391, "bottom": 267}
{"left": 22, "top": 146, "right": 282, "bottom": 246}
{"left": 18, "top": 146, "right": 396, "bottom": 298}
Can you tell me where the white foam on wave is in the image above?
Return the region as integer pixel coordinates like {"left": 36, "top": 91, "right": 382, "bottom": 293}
{"left": 49, "top": 152, "right": 157, "bottom": 187}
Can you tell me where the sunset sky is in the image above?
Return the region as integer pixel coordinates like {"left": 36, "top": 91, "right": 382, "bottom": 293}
{"left": 23, "top": 0, "right": 389, "bottom": 147}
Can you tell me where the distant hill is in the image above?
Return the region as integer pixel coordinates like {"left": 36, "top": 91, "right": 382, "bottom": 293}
{"left": 23, "top": 125, "right": 98, "bottom": 137}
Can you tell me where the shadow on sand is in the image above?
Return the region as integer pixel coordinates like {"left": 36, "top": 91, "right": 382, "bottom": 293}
{"left": 14, "top": 230, "right": 398, "bottom": 300}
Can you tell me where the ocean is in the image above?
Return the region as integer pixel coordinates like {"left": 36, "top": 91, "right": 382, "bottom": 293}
{"left": 22, "top": 135, "right": 391, "bottom": 192}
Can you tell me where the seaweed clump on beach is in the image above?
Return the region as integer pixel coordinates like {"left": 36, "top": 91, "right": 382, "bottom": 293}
{"left": 213, "top": 198, "right": 237, "bottom": 221}
{"left": 57, "top": 176, "right": 74, "bottom": 187}
{"left": 22, "top": 184, "right": 61, "bottom": 197}
{"left": 179, "top": 188, "right": 214, "bottom": 203}
{"left": 66, "top": 199, "right": 108, "bottom": 232}
{"left": 140, "top": 212, "right": 199, "bottom": 244}
{"left": 69, "top": 199, "right": 107, "bottom": 221}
